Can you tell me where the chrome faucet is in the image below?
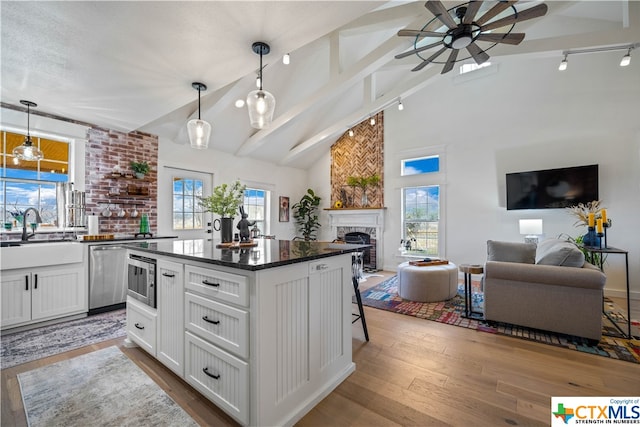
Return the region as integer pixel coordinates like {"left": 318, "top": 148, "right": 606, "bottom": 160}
{"left": 21, "top": 207, "right": 43, "bottom": 241}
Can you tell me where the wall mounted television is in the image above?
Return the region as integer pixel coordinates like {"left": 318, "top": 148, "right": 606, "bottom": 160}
{"left": 506, "top": 164, "right": 599, "bottom": 210}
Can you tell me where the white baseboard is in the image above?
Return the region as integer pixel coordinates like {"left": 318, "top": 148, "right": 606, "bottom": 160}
{"left": 605, "top": 288, "right": 640, "bottom": 301}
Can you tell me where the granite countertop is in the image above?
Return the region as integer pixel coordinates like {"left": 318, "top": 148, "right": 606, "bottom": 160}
{"left": 124, "top": 238, "right": 369, "bottom": 271}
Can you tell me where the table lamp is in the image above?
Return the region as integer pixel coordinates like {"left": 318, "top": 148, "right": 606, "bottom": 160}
{"left": 519, "top": 219, "right": 543, "bottom": 244}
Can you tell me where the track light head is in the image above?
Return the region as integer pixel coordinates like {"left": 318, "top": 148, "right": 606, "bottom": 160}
{"left": 620, "top": 49, "right": 631, "bottom": 67}
{"left": 558, "top": 55, "right": 568, "bottom": 71}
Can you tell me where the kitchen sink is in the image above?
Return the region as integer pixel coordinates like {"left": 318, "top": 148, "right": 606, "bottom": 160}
{"left": 1, "top": 242, "right": 22, "bottom": 247}
{"left": 0, "top": 241, "right": 84, "bottom": 270}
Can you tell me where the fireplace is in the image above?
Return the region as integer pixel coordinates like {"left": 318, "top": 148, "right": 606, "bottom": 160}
{"left": 327, "top": 208, "right": 385, "bottom": 271}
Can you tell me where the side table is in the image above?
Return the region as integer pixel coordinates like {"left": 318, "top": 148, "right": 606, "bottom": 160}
{"left": 582, "top": 246, "right": 633, "bottom": 339}
{"left": 459, "top": 264, "right": 484, "bottom": 319}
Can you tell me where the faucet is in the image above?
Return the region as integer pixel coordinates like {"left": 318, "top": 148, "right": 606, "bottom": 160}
{"left": 21, "top": 208, "right": 42, "bottom": 241}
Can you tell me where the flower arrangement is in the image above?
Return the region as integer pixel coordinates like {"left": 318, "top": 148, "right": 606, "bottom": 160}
{"left": 198, "top": 180, "right": 246, "bottom": 218}
{"left": 565, "top": 200, "right": 606, "bottom": 228}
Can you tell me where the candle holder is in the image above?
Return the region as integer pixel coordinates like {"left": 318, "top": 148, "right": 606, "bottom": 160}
{"left": 602, "top": 219, "right": 611, "bottom": 248}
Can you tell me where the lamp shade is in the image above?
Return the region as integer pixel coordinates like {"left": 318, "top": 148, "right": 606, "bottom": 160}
{"left": 13, "top": 137, "right": 44, "bottom": 161}
{"left": 246, "top": 89, "right": 275, "bottom": 129}
{"left": 519, "top": 219, "right": 543, "bottom": 235}
{"left": 187, "top": 118, "right": 211, "bottom": 149}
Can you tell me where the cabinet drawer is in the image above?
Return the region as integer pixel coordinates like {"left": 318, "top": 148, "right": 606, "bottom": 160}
{"left": 185, "top": 265, "right": 248, "bottom": 307}
{"left": 185, "top": 292, "right": 249, "bottom": 359}
{"left": 185, "top": 331, "right": 248, "bottom": 426}
{"left": 126, "top": 297, "right": 157, "bottom": 356}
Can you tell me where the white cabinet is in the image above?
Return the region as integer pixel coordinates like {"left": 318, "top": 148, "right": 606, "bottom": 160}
{"left": 126, "top": 296, "right": 157, "bottom": 355}
{"left": 157, "top": 259, "right": 184, "bottom": 376}
{"left": 185, "top": 265, "right": 248, "bottom": 307}
{"left": 1, "top": 264, "right": 86, "bottom": 330}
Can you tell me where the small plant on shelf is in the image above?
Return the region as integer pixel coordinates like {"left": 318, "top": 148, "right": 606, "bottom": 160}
{"left": 130, "top": 161, "right": 150, "bottom": 178}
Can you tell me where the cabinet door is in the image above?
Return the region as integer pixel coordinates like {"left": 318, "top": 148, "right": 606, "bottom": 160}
{"left": 0, "top": 271, "right": 31, "bottom": 329}
{"left": 31, "top": 265, "right": 86, "bottom": 321}
{"left": 157, "top": 259, "right": 184, "bottom": 376}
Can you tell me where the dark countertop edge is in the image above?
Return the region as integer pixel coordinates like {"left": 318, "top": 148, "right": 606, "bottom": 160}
{"left": 124, "top": 242, "right": 370, "bottom": 272}
{"left": 80, "top": 235, "right": 178, "bottom": 243}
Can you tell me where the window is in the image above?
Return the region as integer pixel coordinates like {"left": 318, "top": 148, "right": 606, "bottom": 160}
{"left": 402, "top": 186, "right": 440, "bottom": 256}
{"left": 172, "top": 178, "right": 204, "bottom": 230}
{"left": 1, "top": 131, "right": 69, "bottom": 226}
{"left": 401, "top": 155, "right": 439, "bottom": 176}
{"left": 244, "top": 188, "right": 267, "bottom": 235}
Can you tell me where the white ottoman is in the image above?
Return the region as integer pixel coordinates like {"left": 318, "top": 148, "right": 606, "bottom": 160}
{"left": 397, "top": 261, "right": 458, "bottom": 302}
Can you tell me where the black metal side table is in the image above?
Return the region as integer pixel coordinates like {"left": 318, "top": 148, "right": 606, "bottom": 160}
{"left": 459, "top": 264, "right": 484, "bottom": 319}
{"left": 583, "top": 246, "right": 633, "bottom": 339}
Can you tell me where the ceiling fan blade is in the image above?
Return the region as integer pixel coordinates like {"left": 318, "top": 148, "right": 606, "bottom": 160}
{"left": 398, "top": 29, "right": 445, "bottom": 38}
{"left": 424, "top": 1, "right": 458, "bottom": 29}
{"left": 466, "top": 42, "right": 490, "bottom": 65}
{"left": 441, "top": 49, "right": 459, "bottom": 74}
{"left": 476, "top": 32, "right": 525, "bottom": 45}
{"left": 395, "top": 41, "right": 444, "bottom": 59}
{"left": 481, "top": 4, "right": 549, "bottom": 32}
{"left": 475, "top": 1, "right": 517, "bottom": 26}
{"left": 462, "top": 1, "right": 484, "bottom": 24}
{"left": 411, "top": 46, "right": 448, "bottom": 71}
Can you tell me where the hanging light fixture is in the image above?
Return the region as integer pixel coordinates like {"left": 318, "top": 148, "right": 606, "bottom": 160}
{"left": 620, "top": 48, "right": 632, "bottom": 67}
{"left": 558, "top": 55, "right": 568, "bottom": 71}
{"left": 247, "top": 42, "right": 276, "bottom": 129}
{"left": 12, "top": 100, "right": 44, "bottom": 161}
{"left": 187, "top": 82, "right": 211, "bottom": 149}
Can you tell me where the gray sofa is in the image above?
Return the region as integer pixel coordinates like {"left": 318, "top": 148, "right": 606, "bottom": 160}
{"left": 483, "top": 238, "right": 606, "bottom": 342}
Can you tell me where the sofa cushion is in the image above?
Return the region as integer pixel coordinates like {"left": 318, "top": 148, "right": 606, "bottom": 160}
{"left": 487, "top": 240, "right": 536, "bottom": 264}
{"left": 535, "top": 238, "right": 585, "bottom": 267}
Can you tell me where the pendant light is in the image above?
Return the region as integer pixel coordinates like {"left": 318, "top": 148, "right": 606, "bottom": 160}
{"left": 12, "top": 100, "right": 44, "bottom": 161}
{"left": 187, "top": 82, "right": 211, "bottom": 149}
{"left": 247, "top": 42, "right": 276, "bottom": 129}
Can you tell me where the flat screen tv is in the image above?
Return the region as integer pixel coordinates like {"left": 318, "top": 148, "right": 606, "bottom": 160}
{"left": 506, "top": 164, "right": 599, "bottom": 210}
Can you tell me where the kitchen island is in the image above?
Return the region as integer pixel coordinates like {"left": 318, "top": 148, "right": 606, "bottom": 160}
{"left": 124, "top": 238, "right": 367, "bottom": 427}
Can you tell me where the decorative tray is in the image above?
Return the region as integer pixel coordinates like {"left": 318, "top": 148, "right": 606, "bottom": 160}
{"left": 216, "top": 241, "right": 258, "bottom": 249}
{"left": 408, "top": 259, "right": 449, "bottom": 267}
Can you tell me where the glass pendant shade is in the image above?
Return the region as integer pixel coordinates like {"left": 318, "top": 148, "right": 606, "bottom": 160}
{"left": 13, "top": 137, "right": 44, "bottom": 161}
{"left": 187, "top": 118, "right": 212, "bottom": 149}
{"left": 246, "top": 89, "right": 276, "bottom": 129}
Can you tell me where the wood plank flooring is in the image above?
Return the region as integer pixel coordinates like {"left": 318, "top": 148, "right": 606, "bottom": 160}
{"left": 2, "top": 272, "right": 639, "bottom": 426}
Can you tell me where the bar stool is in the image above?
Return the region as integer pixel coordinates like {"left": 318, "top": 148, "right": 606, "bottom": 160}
{"left": 352, "top": 257, "right": 369, "bottom": 342}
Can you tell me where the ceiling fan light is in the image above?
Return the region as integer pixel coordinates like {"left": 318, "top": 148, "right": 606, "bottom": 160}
{"left": 451, "top": 35, "right": 472, "bottom": 49}
{"left": 558, "top": 56, "right": 568, "bottom": 71}
{"left": 247, "top": 89, "right": 276, "bottom": 129}
{"left": 187, "top": 119, "right": 211, "bottom": 149}
{"left": 620, "top": 50, "right": 631, "bottom": 67}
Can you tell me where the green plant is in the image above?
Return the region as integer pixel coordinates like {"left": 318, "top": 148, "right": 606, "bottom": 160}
{"left": 292, "top": 188, "right": 322, "bottom": 241}
{"left": 198, "top": 180, "right": 247, "bottom": 218}
{"left": 346, "top": 174, "right": 380, "bottom": 189}
{"left": 130, "top": 161, "right": 150, "bottom": 175}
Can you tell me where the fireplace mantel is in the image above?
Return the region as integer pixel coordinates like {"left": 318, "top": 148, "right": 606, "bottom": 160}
{"left": 326, "top": 208, "right": 386, "bottom": 270}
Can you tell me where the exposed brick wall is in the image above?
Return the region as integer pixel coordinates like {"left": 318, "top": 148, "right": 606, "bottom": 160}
{"left": 85, "top": 128, "right": 158, "bottom": 235}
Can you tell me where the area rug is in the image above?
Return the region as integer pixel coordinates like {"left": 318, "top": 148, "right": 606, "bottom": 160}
{"left": 1, "top": 309, "right": 126, "bottom": 369}
{"left": 18, "top": 346, "right": 198, "bottom": 427}
{"left": 360, "top": 276, "right": 640, "bottom": 364}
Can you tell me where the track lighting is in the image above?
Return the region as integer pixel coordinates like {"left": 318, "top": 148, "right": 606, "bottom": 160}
{"left": 247, "top": 42, "right": 276, "bottom": 129}
{"left": 558, "top": 55, "right": 568, "bottom": 71}
{"left": 398, "top": 100, "right": 404, "bottom": 111}
{"left": 348, "top": 129, "right": 354, "bottom": 137}
{"left": 12, "top": 100, "right": 44, "bottom": 161}
{"left": 559, "top": 43, "right": 638, "bottom": 71}
{"left": 283, "top": 53, "right": 290, "bottom": 65}
{"left": 620, "top": 49, "right": 631, "bottom": 67}
{"left": 235, "top": 99, "right": 245, "bottom": 108}
{"left": 370, "top": 117, "right": 376, "bottom": 126}
{"left": 187, "top": 82, "right": 212, "bottom": 150}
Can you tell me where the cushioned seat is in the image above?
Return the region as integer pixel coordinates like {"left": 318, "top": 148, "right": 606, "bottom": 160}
{"left": 397, "top": 261, "right": 458, "bottom": 302}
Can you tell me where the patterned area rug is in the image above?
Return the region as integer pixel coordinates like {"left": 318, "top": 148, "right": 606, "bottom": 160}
{"left": 1, "top": 309, "right": 126, "bottom": 369}
{"left": 360, "top": 276, "right": 640, "bottom": 364}
{"left": 18, "top": 346, "right": 198, "bottom": 427}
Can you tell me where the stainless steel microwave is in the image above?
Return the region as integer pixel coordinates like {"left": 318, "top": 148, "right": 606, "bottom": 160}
{"left": 127, "top": 253, "right": 156, "bottom": 308}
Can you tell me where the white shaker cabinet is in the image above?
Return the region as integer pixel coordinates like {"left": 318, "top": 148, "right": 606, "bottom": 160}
{"left": 157, "top": 259, "right": 185, "bottom": 376}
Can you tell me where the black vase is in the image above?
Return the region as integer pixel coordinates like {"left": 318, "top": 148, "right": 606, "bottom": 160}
{"left": 214, "top": 217, "right": 234, "bottom": 243}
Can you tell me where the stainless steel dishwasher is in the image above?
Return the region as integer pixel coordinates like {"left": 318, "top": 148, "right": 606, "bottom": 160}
{"left": 88, "top": 243, "right": 128, "bottom": 314}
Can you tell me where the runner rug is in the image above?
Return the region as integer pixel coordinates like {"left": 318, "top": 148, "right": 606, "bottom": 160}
{"left": 18, "top": 346, "right": 198, "bottom": 427}
{"left": 1, "top": 309, "right": 126, "bottom": 369}
{"left": 360, "top": 275, "right": 640, "bottom": 364}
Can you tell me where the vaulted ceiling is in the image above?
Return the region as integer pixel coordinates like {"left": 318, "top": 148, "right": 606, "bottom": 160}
{"left": 2, "top": 1, "right": 638, "bottom": 169}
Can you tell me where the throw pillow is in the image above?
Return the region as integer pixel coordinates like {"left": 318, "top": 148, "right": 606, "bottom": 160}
{"left": 486, "top": 240, "right": 536, "bottom": 263}
{"left": 536, "top": 238, "right": 585, "bottom": 267}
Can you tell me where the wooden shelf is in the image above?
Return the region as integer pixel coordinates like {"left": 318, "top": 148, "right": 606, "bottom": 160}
{"left": 105, "top": 174, "right": 148, "bottom": 182}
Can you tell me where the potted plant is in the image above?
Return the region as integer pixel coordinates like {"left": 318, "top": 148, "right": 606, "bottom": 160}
{"left": 130, "top": 161, "right": 150, "bottom": 179}
{"left": 292, "top": 188, "right": 322, "bottom": 241}
{"left": 198, "top": 180, "right": 246, "bottom": 243}
{"left": 346, "top": 173, "right": 380, "bottom": 207}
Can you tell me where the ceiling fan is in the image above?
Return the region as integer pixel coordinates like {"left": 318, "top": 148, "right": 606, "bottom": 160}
{"left": 396, "top": 1, "right": 548, "bottom": 74}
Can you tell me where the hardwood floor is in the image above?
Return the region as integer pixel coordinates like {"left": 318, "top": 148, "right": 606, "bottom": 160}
{"left": 2, "top": 271, "right": 639, "bottom": 427}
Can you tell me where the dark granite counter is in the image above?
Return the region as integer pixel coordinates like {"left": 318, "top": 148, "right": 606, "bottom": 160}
{"left": 124, "top": 238, "right": 369, "bottom": 271}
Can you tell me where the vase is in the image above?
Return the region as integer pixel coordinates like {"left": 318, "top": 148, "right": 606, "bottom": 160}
{"left": 135, "top": 172, "right": 145, "bottom": 179}
{"left": 361, "top": 189, "right": 368, "bottom": 207}
{"left": 213, "top": 217, "right": 234, "bottom": 243}
{"left": 582, "top": 228, "right": 600, "bottom": 247}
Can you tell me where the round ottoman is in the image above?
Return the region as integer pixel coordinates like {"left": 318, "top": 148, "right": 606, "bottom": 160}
{"left": 397, "top": 261, "right": 458, "bottom": 302}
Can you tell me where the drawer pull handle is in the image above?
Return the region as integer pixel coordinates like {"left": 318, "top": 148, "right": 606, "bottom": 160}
{"left": 203, "top": 367, "right": 220, "bottom": 380}
{"left": 202, "top": 316, "right": 220, "bottom": 325}
{"left": 202, "top": 280, "right": 220, "bottom": 287}
{"left": 25, "top": 275, "right": 29, "bottom": 291}
{"left": 162, "top": 272, "right": 175, "bottom": 278}
{"left": 134, "top": 323, "right": 145, "bottom": 330}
